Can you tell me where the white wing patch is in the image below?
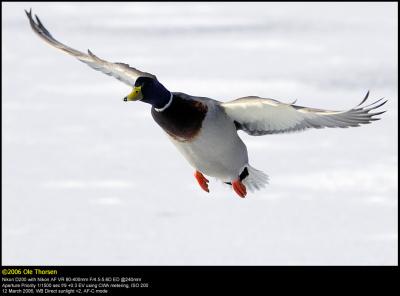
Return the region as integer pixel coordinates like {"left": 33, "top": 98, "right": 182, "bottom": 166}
{"left": 221, "top": 92, "right": 387, "bottom": 136}
{"left": 26, "top": 9, "right": 155, "bottom": 87}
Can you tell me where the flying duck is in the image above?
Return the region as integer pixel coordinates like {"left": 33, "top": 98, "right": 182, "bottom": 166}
{"left": 26, "top": 10, "right": 387, "bottom": 198}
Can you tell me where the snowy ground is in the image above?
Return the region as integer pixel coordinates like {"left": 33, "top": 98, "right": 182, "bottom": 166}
{"left": 2, "top": 2, "right": 398, "bottom": 265}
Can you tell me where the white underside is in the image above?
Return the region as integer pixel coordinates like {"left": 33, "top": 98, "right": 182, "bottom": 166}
{"left": 167, "top": 102, "right": 249, "bottom": 182}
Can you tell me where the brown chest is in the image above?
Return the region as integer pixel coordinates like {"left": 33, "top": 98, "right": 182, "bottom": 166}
{"left": 151, "top": 96, "right": 208, "bottom": 142}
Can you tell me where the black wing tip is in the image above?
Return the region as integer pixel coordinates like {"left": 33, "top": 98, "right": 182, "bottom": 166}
{"left": 34, "top": 14, "right": 46, "bottom": 29}
{"left": 24, "top": 8, "right": 32, "bottom": 16}
{"left": 25, "top": 8, "right": 38, "bottom": 31}
{"left": 25, "top": 8, "right": 33, "bottom": 21}
{"left": 360, "top": 108, "right": 387, "bottom": 124}
{"left": 354, "top": 90, "right": 388, "bottom": 112}
{"left": 356, "top": 90, "right": 370, "bottom": 107}
{"left": 364, "top": 90, "right": 370, "bottom": 100}
{"left": 369, "top": 99, "right": 388, "bottom": 111}
{"left": 25, "top": 8, "right": 37, "bottom": 27}
{"left": 370, "top": 110, "right": 387, "bottom": 116}
{"left": 25, "top": 9, "right": 54, "bottom": 39}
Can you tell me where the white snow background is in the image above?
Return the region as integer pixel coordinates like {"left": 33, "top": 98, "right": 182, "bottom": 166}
{"left": 2, "top": 2, "right": 398, "bottom": 265}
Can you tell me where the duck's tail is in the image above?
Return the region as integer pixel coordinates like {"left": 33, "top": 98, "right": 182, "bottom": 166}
{"left": 242, "top": 165, "right": 269, "bottom": 192}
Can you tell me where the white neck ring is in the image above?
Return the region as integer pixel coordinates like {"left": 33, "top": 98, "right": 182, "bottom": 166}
{"left": 154, "top": 93, "right": 173, "bottom": 112}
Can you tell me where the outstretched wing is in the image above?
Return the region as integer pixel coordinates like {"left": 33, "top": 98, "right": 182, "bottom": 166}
{"left": 221, "top": 91, "right": 387, "bottom": 136}
{"left": 25, "top": 9, "right": 155, "bottom": 86}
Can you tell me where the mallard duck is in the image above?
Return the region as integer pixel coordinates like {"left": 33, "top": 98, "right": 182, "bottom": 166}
{"left": 26, "top": 10, "right": 387, "bottom": 198}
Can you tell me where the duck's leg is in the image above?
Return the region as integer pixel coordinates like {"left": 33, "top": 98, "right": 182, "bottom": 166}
{"left": 232, "top": 179, "right": 247, "bottom": 198}
{"left": 194, "top": 171, "right": 209, "bottom": 193}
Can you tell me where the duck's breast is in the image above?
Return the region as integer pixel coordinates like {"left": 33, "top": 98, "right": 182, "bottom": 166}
{"left": 153, "top": 96, "right": 248, "bottom": 181}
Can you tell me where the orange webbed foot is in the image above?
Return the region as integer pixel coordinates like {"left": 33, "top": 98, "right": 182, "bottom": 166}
{"left": 232, "top": 179, "right": 247, "bottom": 198}
{"left": 194, "top": 171, "right": 209, "bottom": 193}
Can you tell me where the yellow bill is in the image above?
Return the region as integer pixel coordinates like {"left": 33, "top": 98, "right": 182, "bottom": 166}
{"left": 123, "top": 86, "right": 142, "bottom": 101}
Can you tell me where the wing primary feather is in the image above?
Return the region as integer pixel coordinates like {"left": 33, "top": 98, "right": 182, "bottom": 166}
{"left": 369, "top": 110, "right": 387, "bottom": 116}
{"left": 363, "top": 100, "right": 388, "bottom": 112}
{"left": 356, "top": 90, "right": 370, "bottom": 107}
{"left": 360, "top": 97, "right": 386, "bottom": 109}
